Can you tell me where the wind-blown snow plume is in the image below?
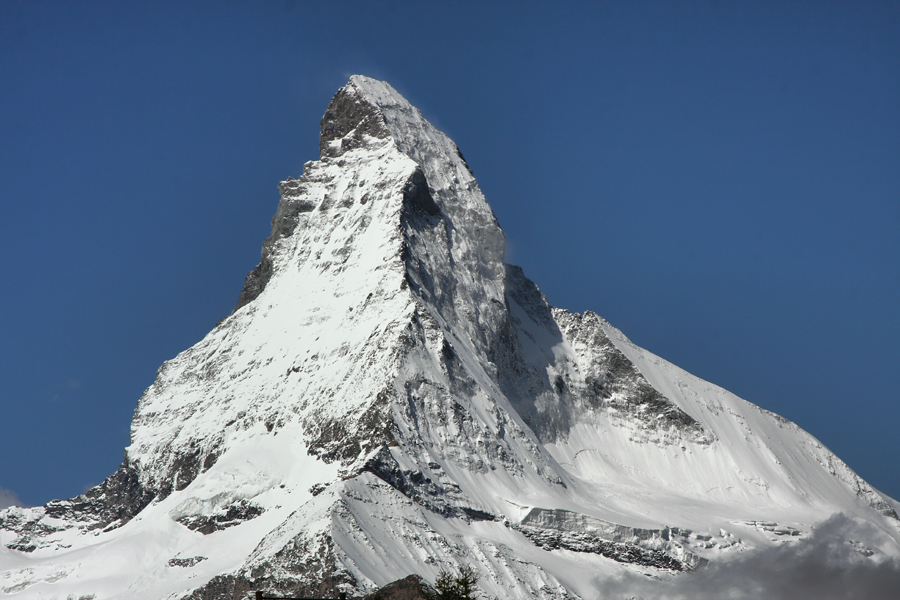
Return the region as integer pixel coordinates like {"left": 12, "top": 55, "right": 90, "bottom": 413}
{"left": 0, "top": 488, "right": 23, "bottom": 510}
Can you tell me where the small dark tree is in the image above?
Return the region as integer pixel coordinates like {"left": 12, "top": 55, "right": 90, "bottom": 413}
{"left": 421, "top": 566, "right": 481, "bottom": 600}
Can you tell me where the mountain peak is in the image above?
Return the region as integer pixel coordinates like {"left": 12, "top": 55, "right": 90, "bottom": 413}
{"left": 2, "top": 77, "right": 897, "bottom": 600}
{"left": 237, "top": 76, "right": 505, "bottom": 318}
{"left": 318, "top": 77, "right": 391, "bottom": 159}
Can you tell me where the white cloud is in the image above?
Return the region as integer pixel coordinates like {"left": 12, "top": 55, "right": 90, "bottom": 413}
{"left": 597, "top": 514, "right": 900, "bottom": 600}
{"left": 0, "top": 487, "right": 24, "bottom": 509}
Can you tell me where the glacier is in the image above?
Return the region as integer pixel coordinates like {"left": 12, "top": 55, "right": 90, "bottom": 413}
{"left": 1, "top": 75, "right": 898, "bottom": 600}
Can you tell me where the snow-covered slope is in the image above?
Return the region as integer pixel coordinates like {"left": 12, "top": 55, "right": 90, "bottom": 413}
{"left": 2, "top": 76, "right": 897, "bottom": 600}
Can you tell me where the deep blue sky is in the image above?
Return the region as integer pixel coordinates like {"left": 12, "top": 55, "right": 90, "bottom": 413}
{"left": 1, "top": 1, "right": 897, "bottom": 508}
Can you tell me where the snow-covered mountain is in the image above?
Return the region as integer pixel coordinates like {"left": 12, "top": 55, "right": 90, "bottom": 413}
{"left": 2, "top": 76, "right": 898, "bottom": 600}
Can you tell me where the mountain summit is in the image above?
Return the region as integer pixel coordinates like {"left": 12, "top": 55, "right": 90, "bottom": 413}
{"left": 2, "top": 76, "right": 898, "bottom": 600}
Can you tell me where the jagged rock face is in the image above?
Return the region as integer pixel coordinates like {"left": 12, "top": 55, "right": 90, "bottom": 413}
{"left": 0, "top": 460, "right": 153, "bottom": 553}
{"left": 1, "top": 76, "right": 898, "bottom": 600}
{"left": 495, "top": 266, "right": 712, "bottom": 447}
{"left": 514, "top": 508, "right": 708, "bottom": 571}
{"left": 319, "top": 84, "right": 390, "bottom": 158}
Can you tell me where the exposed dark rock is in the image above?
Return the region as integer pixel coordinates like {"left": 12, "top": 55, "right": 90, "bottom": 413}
{"left": 181, "top": 533, "right": 352, "bottom": 600}
{"left": 870, "top": 497, "right": 899, "bottom": 520}
{"left": 304, "top": 387, "right": 397, "bottom": 468}
{"left": 360, "top": 448, "right": 445, "bottom": 508}
{"left": 180, "top": 574, "right": 253, "bottom": 600}
{"left": 172, "top": 449, "right": 203, "bottom": 492}
{"left": 233, "top": 176, "right": 313, "bottom": 313}
{"left": 183, "top": 561, "right": 427, "bottom": 600}
{"left": 2, "top": 510, "right": 55, "bottom": 552}
{"left": 455, "top": 147, "right": 473, "bottom": 176}
{"left": 168, "top": 556, "right": 208, "bottom": 568}
{"left": 492, "top": 265, "right": 712, "bottom": 447}
{"left": 319, "top": 84, "right": 390, "bottom": 159}
{"left": 309, "top": 483, "right": 329, "bottom": 497}
{"left": 513, "top": 508, "right": 706, "bottom": 571}
{"left": 175, "top": 499, "right": 264, "bottom": 535}
{"left": 460, "top": 508, "right": 495, "bottom": 522}
{"left": 234, "top": 81, "right": 393, "bottom": 314}
{"left": 45, "top": 459, "right": 155, "bottom": 529}
{"left": 5, "top": 542, "right": 37, "bottom": 553}
{"left": 554, "top": 310, "right": 711, "bottom": 445}
{"left": 356, "top": 447, "right": 492, "bottom": 523}
{"left": 306, "top": 418, "right": 364, "bottom": 465}
{"left": 203, "top": 449, "right": 221, "bottom": 472}
{"left": 402, "top": 167, "right": 440, "bottom": 217}
{"left": 2, "top": 458, "right": 157, "bottom": 552}
{"left": 516, "top": 523, "right": 687, "bottom": 571}
{"left": 362, "top": 574, "right": 430, "bottom": 600}
{"left": 149, "top": 440, "right": 224, "bottom": 501}
{"left": 183, "top": 573, "right": 350, "bottom": 600}
{"left": 234, "top": 255, "right": 275, "bottom": 313}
